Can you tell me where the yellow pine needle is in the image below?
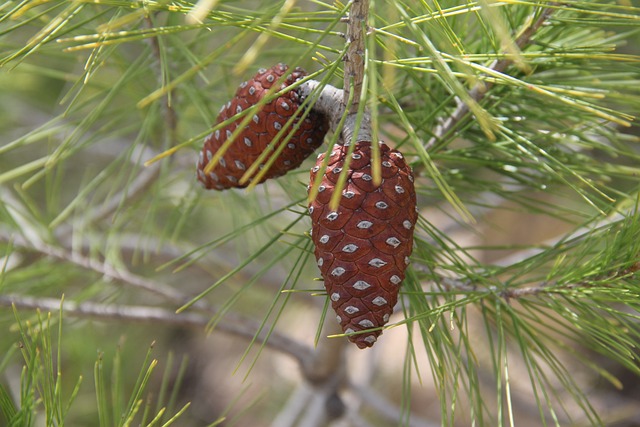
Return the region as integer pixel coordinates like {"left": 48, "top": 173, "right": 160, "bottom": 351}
{"left": 399, "top": 5, "right": 498, "bottom": 140}
{"left": 328, "top": 80, "right": 370, "bottom": 211}
{"left": 143, "top": 145, "right": 182, "bottom": 167}
{"left": 145, "top": 120, "right": 245, "bottom": 168}
{"left": 307, "top": 135, "right": 340, "bottom": 204}
{"left": 11, "top": 0, "right": 50, "bottom": 19}
{"left": 233, "top": 0, "right": 297, "bottom": 75}
{"left": 1, "top": 3, "right": 85, "bottom": 67}
{"left": 96, "top": 10, "right": 145, "bottom": 33}
{"left": 477, "top": 0, "right": 530, "bottom": 73}
{"left": 241, "top": 117, "right": 297, "bottom": 190}
{"left": 381, "top": 82, "right": 475, "bottom": 223}
{"left": 310, "top": 291, "right": 327, "bottom": 297}
{"left": 26, "top": 7, "right": 79, "bottom": 47}
{"left": 328, "top": 140, "right": 359, "bottom": 211}
{"left": 443, "top": 52, "right": 635, "bottom": 127}
{"left": 371, "top": 136, "right": 381, "bottom": 186}
{"left": 237, "top": 73, "right": 306, "bottom": 186}
{"left": 537, "top": 85, "right": 606, "bottom": 99}
{"left": 187, "top": 0, "right": 221, "bottom": 24}
{"left": 137, "top": 31, "right": 249, "bottom": 109}
{"left": 312, "top": 51, "right": 332, "bottom": 67}
{"left": 366, "top": 29, "right": 382, "bottom": 187}
{"left": 326, "top": 324, "right": 386, "bottom": 339}
{"left": 63, "top": 41, "right": 112, "bottom": 52}
{"left": 61, "top": 25, "right": 203, "bottom": 52}
{"left": 379, "top": 3, "right": 483, "bottom": 31}
{"left": 527, "top": 85, "right": 633, "bottom": 127}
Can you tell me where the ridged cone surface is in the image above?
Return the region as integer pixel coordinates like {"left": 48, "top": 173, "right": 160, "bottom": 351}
{"left": 197, "top": 63, "right": 328, "bottom": 190}
{"left": 308, "top": 141, "right": 417, "bottom": 348}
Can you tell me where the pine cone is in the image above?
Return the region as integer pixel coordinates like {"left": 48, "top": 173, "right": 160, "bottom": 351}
{"left": 197, "top": 64, "right": 328, "bottom": 190}
{"left": 308, "top": 142, "right": 417, "bottom": 348}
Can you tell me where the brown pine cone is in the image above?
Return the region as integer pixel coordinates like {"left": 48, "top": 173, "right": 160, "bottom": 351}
{"left": 197, "top": 64, "right": 328, "bottom": 190}
{"left": 308, "top": 141, "right": 417, "bottom": 348}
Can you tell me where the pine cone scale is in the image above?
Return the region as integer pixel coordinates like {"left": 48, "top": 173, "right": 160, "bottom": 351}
{"left": 197, "top": 64, "right": 328, "bottom": 190}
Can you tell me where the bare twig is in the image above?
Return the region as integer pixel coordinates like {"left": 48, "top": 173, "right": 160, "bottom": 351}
{"left": 424, "top": 5, "right": 558, "bottom": 151}
{"left": 0, "top": 231, "right": 316, "bottom": 363}
{"left": 0, "top": 294, "right": 313, "bottom": 363}
{"left": 2, "top": 232, "right": 204, "bottom": 310}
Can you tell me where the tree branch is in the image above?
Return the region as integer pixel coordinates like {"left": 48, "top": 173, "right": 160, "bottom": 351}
{"left": 2, "top": 232, "right": 203, "bottom": 310}
{"left": 434, "top": 261, "right": 639, "bottom": 300}
{"left": 0, "top": 232, "right": 316, "bottom": 363}
{"left": 297, "top": 2, "right": 375, "bottom": 146}
{"left": 425, "top": 5, "right": 558, "bottom": 151}
{"left": 0, "top": 294, "right": 313, "bottom": 363}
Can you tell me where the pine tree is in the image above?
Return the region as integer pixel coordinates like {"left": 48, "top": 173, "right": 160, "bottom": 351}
{"left": 1, "top": 1, "right": 639, "bottom": 426}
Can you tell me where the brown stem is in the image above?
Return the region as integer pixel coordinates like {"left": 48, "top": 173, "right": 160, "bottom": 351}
{"left": 298, "top": 1, "right": 373, "bottom": 145}
{"left": 342, "top": 0, "right": 372, "bottom": 144}
{"left": 343, "top": 0, "right": 368, "bottom": 114}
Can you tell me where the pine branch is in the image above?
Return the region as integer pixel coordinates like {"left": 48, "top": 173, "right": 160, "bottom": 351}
{"left": 0, "top": 231, "right": 318, "bottom": 364}
{"left": 425, "top": 4, "right": 558, "bottom": 151}
{"left": 433, "top": 209, "right": 640, "bottom": 299}
{"left": 296, "top": 2, "right": 374, "bottom": 145}
{"left": 436, "top": 264, "right": 639, "bottom": 299}
{"left": 0, "top": 294, "right": 313, "bottom": 363}
{"left": 2, "top": 232, "right": 202, "bottom": 310}
{"left": 298, "top": 79, "right": 344, "bottom": 136}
